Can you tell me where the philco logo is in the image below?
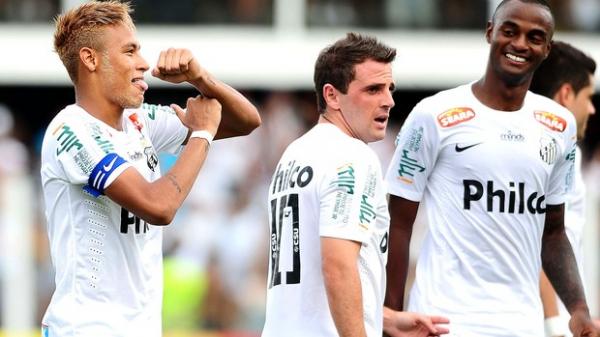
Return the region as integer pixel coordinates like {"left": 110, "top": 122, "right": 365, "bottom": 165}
{"left": 437, "top": 107, "right": 476, "bottom": 128}
{"left": 534, "top": 111, "right": 566, "bottom": 132}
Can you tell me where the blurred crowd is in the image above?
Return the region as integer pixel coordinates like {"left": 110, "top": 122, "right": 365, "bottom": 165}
{"left": 1, "top": 0, "right": 599, "bottom": 31}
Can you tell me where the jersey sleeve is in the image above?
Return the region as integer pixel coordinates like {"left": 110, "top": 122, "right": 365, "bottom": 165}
{"left": 138, "top": 103, "right": 189, "bottom": 155}
{"left": 49, "top": 117, "right": 132, "bottom": 197}
{"left": 545, "top": 116, "right": 577, "bottom": 206}
{"left": 318, "top": 149, "right": 383, "bottom": 244}
{"left": 384, "top": 104, "right": 440, "bottom": 201}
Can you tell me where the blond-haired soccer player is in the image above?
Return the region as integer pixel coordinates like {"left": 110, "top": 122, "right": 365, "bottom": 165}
{"left": 41, "top": 1, "right": 260, "bottom": 336}
{"left": 530, "top": 40, "right": 598, "bottom": 337}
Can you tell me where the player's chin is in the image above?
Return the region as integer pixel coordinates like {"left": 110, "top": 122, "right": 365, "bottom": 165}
{"left": 123, "top": 96, "right": 145, "bottom": 109}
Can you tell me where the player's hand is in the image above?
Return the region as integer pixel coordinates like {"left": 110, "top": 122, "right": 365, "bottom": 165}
{"left": 151, "top": 48, "right": 206, "bottom": 84}
{"left": 569, "top": 310, "right": 599, "bottom": 337}
{"left": 171, "top": 95, "right": 221, "bottom": 137}
{"left": 383, "top": 307, "right": 449, "bottom": 337}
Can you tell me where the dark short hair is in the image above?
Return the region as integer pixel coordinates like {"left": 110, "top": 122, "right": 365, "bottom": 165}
{"left": 313, "top": 32, "right": 396, "bottom": 113}
{"left": 492, "top": 0, "right": 552, "bottom": 23}
{"left": 530, "top": 41, "right": 596, "bottom": 97}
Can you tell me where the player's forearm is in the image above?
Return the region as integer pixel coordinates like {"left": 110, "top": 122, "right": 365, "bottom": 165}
{"left": 542, "top": 204, "right": 589, "bottom": 316}
{"left": 146, "top": 138, "right": 210, "bottom": 224}
{"left": 189, "top": 74, "right": 260, "bottom": 139}
{"left": 323, "top": 259, "right": 367, "bottom": 337}
{"left": 385, "top": 196, "right": 418, "bottom": 311}
{"left": 385, "top": 228, "right": 410, "bottom": 311}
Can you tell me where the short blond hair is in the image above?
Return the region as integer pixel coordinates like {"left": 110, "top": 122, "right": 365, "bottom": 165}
{"left": 53, "top": 1, "right": 134, "bottom": 83}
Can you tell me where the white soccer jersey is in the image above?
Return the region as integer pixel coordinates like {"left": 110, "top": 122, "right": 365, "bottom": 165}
{"left": 262, "top": 123, "right": 390, "bottom": 337}
{"left": 385, "top": 83, "right": 577, "bottom": 337}
{"left": 40, "top": 103, "right": 188, "bottom": 337}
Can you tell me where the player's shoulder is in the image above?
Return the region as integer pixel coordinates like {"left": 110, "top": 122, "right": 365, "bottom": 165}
{"left": 411, "top": 83, "right": 475, "bottom": 118}
{"left": 50, "top": 104, "right": 85, "bottom": 124}
{"left": 127, "top": 103, "right": 175, "bottom": 122}
{"left": 291, "top": 123, "right": 377, "bottom": 163}
{"left": 526, "top": 91, "right": 577, "bottom": 134}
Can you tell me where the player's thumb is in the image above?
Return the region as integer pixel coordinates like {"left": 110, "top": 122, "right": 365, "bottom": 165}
{"left": 170, "top": 103, "right": 185, "bottom": 122}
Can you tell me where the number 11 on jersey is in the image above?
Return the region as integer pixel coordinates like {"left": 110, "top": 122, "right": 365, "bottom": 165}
{"left": 269, "top": 193, "right": 301, "bottom": 288}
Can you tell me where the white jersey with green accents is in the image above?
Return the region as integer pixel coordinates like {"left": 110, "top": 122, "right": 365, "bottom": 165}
{"left": 385, "top": 83, "right": 577, "bottom": 337}
{"left": 41, "top": 103, "right": 187, "bottom": 337}
{"left": 261, "top": 123, "right": 390, "bottom": 337}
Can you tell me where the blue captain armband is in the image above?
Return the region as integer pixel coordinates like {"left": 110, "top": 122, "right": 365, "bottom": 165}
{"left": 83, "top": 153, "right": 128, "bottom": 197}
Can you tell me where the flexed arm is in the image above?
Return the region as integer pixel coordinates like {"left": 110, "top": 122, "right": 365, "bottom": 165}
{"left": 152, "top": 48, "right": 261, "bottom": 139}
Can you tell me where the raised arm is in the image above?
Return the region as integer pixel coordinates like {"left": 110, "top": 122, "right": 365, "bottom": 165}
{"left": 106, "top": 95, "right": 221, "bottom": 225}
{"left": 152, "top": 48, "right": 261, "bottom": 139}
{"left": 385, "top": 195, "right": 420, "bottom": 312}
{"left": 542, "top": 204, "right": 597, "bottom": 337}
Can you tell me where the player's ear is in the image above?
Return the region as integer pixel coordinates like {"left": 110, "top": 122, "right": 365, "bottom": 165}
{"left": 554, "top": 83, "right": 574, "bottom": 107}
{"left": 323, "top": 83, "right": 341, "bottom": 111}
{"left": 485, "top": 21, "right": 493, "bottom": 44}
{"left": 80, "top": 47, "right": 99, "bottom": 72}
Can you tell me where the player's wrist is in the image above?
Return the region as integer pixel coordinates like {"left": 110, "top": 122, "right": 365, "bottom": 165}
{"left": 189, "top": 129, "right": 214, "bottom": 146}
{"left": 544, "top": 315, "right": 568, "bottom": 337}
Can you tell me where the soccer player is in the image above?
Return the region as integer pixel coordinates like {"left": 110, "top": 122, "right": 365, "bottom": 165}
{"left": 261, "top": 32, "right": 448, "bottom": 337}
{"left": 529, "top": 41, "right": 597, "bottom": 337}
{"left": 41, "top": 1, "right": 260, "bottom": 336}
{"left": 384, "top": 1, "right": 598, "bottom": 336}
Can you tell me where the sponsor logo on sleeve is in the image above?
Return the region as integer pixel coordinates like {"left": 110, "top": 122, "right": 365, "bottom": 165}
{"left": 53, "top": 123, "right": 83, "bottom": 155}
{"left": 396, "top": 149, "right": 425, "bottom": 184}
{"left": 358, "top": 166, "right": 378, "bottom": 230}
{"left": 564, "top": 146, "right": 576, "bottom": 192}
{"left": 404, "top": 126, "right": 424, "bottom": 152}
{"left": 436, "top": 107, "right": 476, "bottom": 128}
{"left": 534, "top": 111, "right": 567, "bottom": 132}
{"left": 332, "top": 163, "right": 356, "bottom": 194}
{"left": 89, "top": 123, "right": 115, "bottom": 154}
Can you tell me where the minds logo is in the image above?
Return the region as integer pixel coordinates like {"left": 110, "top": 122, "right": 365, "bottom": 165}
{"left": 463, "top": 180, "right": 545, "bottom": 214}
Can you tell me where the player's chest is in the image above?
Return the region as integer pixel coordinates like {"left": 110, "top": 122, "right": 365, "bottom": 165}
{"left": 112, "top": 128, "right": 160, "bottom": 179}
{"left": 437, "top": 113, "right": 565, "bottom": 175}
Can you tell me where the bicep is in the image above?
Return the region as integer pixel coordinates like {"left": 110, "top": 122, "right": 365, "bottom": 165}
{"left": 543, "top": 203, "right": 565, "bottom": 236}
{"left": 388, "top": 195, "right": 419, "bottom": 235}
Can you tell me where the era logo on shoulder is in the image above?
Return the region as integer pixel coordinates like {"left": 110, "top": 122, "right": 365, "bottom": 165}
{"left": 534, "top": 111, "right": 567, "bottom": 132}
{"left": 437, "top": 107, "right": 476, "bottom": 128}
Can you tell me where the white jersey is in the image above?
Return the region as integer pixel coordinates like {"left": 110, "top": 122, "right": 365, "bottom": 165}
{"left": 262, "top": 123, "right": 390, "bottom": 337}
{"left": 385, "top": 83, "right": 576, "bottom": 337}
{"left": 40, "top": 103, "right": 188, "bottom": 337}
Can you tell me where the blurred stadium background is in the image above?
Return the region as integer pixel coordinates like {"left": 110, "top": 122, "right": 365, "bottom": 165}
{"left": 0, "top": 0, "right": 599, "bottom": 336}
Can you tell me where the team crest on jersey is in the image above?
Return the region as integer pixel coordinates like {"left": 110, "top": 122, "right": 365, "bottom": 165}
{"left": 534, "top": 111, "right": 566, "bottom": 132}
{"left": 437, "top": 107, "right": 476, "bottom": 128}
{"left": 539, "top": 136, "right": 559, "bottom": 165}
{"left": 144, "top": 146, "right": 158, "bottom": 171}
